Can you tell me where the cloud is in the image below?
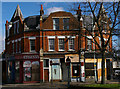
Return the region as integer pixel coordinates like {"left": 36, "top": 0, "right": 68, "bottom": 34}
{"left": 46, "top": 7, "right": 64, "bottom": 15}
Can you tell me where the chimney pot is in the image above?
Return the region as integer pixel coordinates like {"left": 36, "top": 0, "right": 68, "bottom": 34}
{"left": 41, "top": 5, "right": 43, "bottom": 10}
{"left": 78, "top": 4, "right": 80, "bottom": 10}
{"left": 6, "top": 20, "right": 8, "bottom": 24}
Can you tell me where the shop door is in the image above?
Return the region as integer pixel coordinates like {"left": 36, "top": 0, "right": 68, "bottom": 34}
{"left": 44, "top": 69, "right": 49, "bottom": 82}
{"left": 52, "top": 65, "right": 60, "bottom": 80}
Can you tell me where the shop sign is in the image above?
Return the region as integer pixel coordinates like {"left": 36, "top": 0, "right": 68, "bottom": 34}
{"left": 23, "top": 55, "right": 39, "bottom": 59}
{"left": 65, "top": 54, "right": 79, "bottom": 63}
{"left": 50, "top": 59, "right": 60, "bottom": 65}
{"left": 15, "top": 54, "right": 39, "bottom": 60}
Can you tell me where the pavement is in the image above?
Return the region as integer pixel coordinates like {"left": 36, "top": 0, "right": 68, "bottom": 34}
{"left": 1, "top": 79, "right": 120, "bottom": 89}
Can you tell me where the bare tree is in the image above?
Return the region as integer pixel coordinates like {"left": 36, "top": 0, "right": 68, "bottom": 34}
{"left": 69, "top": 2, "right": 120, "bottom": 84}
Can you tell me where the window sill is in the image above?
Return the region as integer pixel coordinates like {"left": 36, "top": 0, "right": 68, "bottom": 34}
{"left": 68, "top": 49, "right": 75, "bottom": 52}
{"left": 48, "top": 50, "right": 55, "bottom": 52}
{"left": 58, "top": 50, "right": 65, "bottom": 52}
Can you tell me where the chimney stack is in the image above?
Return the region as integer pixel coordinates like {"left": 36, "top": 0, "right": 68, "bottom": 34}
{"left": 40, "top": 4, "right": 44, "bottom": 30}
{"left": 40, "top": 4, "right": 44, "bottom": 16}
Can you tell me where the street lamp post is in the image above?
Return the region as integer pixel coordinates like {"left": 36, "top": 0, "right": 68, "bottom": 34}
{"left": 66, "top": 56, "right": 71, "bottom": 87}
{"left": 50, "top": 60, "right": 53, "bottom": 85}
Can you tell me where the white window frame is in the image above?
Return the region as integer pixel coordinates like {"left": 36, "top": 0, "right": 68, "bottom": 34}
{"left": 68, "top": 38, "right": 75, "bottom": 51}
{"left": 63, "top": 18, "right": 69, "bottom": 30}
{"left": 58, "top": 39, "right": 64, "bottom": 51}
{"left": 53, "top": 18, "right": 59, "bottom": 30}
{"left": 30, "top": 39, "right": 35, "bottom": 52}
{"left": 48, "top": 39, "right": 55, "bottom": 51}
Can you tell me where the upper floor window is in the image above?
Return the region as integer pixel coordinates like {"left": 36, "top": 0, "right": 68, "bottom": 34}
{"left": 49, "top": 39, "right": 55, "bottom": 51}
{"left": 104, "top": 24, "right": 107, "bottom": 32}
{"left": 87, "top": 39, "right": 92, "bottom": 50}
{"left": 14, "top": 23, "right": 16, "bottom": 34}
{"left": 19, "top": 41, "right": 21, "bottom": 53}
{"left": 12, "top": 43, "right": 14, "bottom": 54}
{"left": 107, "top": 43, "right": 109, "bottom": 52}
{"left": 53, "top": 18, "right": 59, "bottom": 30}
{"left": 69, "top": 38, "right": 74, "bottom": 50}
{"left": 30, "top": 39, "right": 35, "bottom": 52}
{"left": 16, "top": 42, "right": 17, "bottom": 53}
{"left": 58, "top": 39, "right": 64, "bottom": 51}
{"left": 63, "top": 18, "right": 69, "bottom": 30}
{"left": 17, "top": 21, "right": 19, "bottom": 33}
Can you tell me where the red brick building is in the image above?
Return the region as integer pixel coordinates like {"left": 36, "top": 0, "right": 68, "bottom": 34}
{"left": 5, "top": 5, "right": 113, "bottom": 83}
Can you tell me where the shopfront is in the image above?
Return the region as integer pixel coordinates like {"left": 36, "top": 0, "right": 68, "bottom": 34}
{"left": 15, "top": 54, "right": 40, "bottom": 83}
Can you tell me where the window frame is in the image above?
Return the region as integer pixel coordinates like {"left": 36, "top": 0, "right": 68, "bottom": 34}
{"left": 17, "top": 21, "right": 19, "bottom": 33}
{"left": 14, "top": 23, "right": 16, "bottom": 34}
{"left": 53, "top": 18, "right": 59, "bottom": 30}
{"left": 48, "top": 39, "right": 55, "bottom": 51}
{"left": 68, "top": 38, "right": 75, "bottom": 51}
{"left": 30, "top": 39, "right": 35, "bottom": 52}
{"left": 58, "top": 39, "right": 65, "bottom": 51}
{"left": 63, "top": 18, "right": 69, "bottom": 30}
{"left": 12, "top": 43, "right": 14, "bottom": 54}
{"left": 87, "top": 39, "right": 92, "bottom": 50}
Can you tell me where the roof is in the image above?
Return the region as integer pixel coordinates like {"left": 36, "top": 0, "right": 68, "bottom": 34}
{"left": 23, "top": 11, "right": 93, "bottom": 30}
{"left": 11, "top": 5, "right": 24, "bottom": 22}
{"left": 24, "top": 15, "right": 48, "bottom": 29}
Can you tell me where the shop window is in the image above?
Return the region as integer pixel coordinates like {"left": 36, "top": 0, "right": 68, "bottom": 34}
{"left": 63, "top": 18, "right": 69, "bottom": 30}
{"left": 85, "top": 63, "right": 96, "bottom": 77}
{"left": 49, "top": 39, "right": 55, "bottom": 51}
{"left": 53, "top": 18, "right": 59, "bottom": 30}
{"left": 8, "top": 61, "right": 12, "bottom": 80}
{"left": 69, "top": 38, "right": 74, "bottom": 50}
{"left": 23, "top": 61, "right": 31, "bottom": 81}
{"left": 72, "top": 64, "right": 80, "bottom": 77}
{"left": 31, "top": 61, "right": 40, "bottom": 81}
{"left": 15, "top": 61, "right": 20, "bottom": 81}
{"left": 44, "top": 59, "right": 49, "bottom": 67}
{"left": 58, "top": 39, "right": 64, "bottom": 51}
{"left": 30, "top": 39, "right": 35, "bottom": 52}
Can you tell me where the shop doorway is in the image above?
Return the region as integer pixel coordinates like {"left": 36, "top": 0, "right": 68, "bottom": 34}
{"left": 44, "top": 69, "right": 49, "bottom": 82}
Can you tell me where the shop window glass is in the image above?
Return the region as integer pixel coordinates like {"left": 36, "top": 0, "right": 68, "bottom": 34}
{"left": 72, "top": 64, "right": 80, "bottom": 76}
{"left": 31, "top": 61, "right": 40, "bottom": 81}
{"left": 23, "top": 61, "right": 31, "bottom": 81}
{"left": 15, "top": 61, "right": 20, "bottom": 81}
{"left": 8, "top": 61, "right": 12, "bottom": 80}
{"left": 44, "top": 59, "right": 49, "bottom": 67}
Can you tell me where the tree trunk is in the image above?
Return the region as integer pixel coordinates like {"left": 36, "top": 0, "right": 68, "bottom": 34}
{"left": 101, "top": 49, "right": 105, "bottom": 84}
